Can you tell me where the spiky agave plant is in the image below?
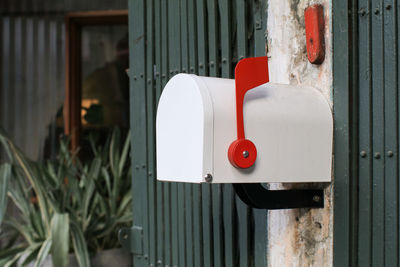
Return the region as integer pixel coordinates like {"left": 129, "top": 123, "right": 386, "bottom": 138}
{"left": 0, "top": 128, "right": 132, "bottom": 267}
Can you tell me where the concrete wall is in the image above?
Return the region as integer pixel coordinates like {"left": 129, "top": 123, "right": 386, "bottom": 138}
{"left": 266, "top": 0, "right": 333, "bottom": 266}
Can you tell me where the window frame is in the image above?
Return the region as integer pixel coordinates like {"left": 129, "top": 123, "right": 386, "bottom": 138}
{"left": 64, "top": 10, "right": 128, "bottom": 150}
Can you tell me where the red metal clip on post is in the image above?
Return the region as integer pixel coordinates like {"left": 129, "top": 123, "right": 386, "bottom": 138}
{"left": 228, "top": 56, "right": 269, "bottom": 168}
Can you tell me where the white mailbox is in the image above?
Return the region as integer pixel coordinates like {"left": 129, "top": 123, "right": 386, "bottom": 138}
{"left": 156, "top": 57, "right": 332, "bottom": 184}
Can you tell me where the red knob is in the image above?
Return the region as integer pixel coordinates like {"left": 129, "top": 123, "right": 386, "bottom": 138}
{"left": 228, "top": 139, "right": 257, "bottom": 168}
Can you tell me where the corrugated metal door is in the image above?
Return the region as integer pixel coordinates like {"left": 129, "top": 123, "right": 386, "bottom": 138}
{"left": 129, "top": 0, "right": 268, "bottom": 266}
{"left": 0, "top": 1, "right": 127, "bottom": 160}
{"left": 333, "top": 0, "right": 400, "bottom": 266}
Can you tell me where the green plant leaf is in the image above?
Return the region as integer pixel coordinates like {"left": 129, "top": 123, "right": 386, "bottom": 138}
{"left": 109, "top": 128, "right": 121, "bottom": 178}
{"left": 101, "top": 167, "right": 112, "bottom": 198}
{"left": 71, "top": 221, "right": 90, "bottom": 267}
{"left": 117, "top": 191, "right": 132, "bottom": 217}
{"left": 34, "top": 237, "right": 52, "bottom": 267}
{"left": 7, "top": 174, "right": 30, "bottom": 218}
{"left": 9, "top": 144, "right": 50, "bottom": 230}
{"left": 51, "top": 213, "right": 70, "bottom": 267}
{"left": 1, "top": 127, "right": 133, "bottom": 256}
{"left": 3, "top": 218, "right": 35, "bottom": 245}
{"left": 81, "top": 157, "right": 101, "bottom": 231}
{"left": 0, "top": 245, "right": 26, "bottom": 260}
{"left": 118, "top": 130, "right": 131, "bottom": 176}
{"left": 19, "top": 243, "right": 41, "bottom": 266}
{"left": 0, "top": 128, "right": 13, "bottom": 162}
{"left": 0, "top": 163, "right": 11, "bottom": 224}
{"left": 3, "top": 249, "right": 27, "bottom": 267}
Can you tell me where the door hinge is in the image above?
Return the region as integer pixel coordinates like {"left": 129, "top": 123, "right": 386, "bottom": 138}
{"left": 118, "top": 226, "right": 143, "bottom": 255}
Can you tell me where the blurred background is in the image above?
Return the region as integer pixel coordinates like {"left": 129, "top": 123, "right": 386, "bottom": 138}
{"left": 0, "top": 0, "right": 128, "bottom": 160}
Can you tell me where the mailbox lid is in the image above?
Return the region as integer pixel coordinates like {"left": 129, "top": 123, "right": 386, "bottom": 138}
{"left": 210, "top": 82, "right": 333, "bottom": 183}
{"left": 156, "top": 74, "right": 215, "bottom": 182}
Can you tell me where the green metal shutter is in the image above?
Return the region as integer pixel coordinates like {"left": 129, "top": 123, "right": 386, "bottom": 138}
{"left": 333, "top": 0, "right": 400, "bottom": 266}
{"left": 128, "top": 0, "right": 268, "bottom": 266}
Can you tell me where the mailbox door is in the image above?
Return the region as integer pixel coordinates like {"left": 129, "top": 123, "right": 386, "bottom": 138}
{"left": 130, "top": 0, "right": 268, "bottom": 266}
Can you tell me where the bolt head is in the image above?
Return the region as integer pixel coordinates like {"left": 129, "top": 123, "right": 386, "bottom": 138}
{"left": 242, "top": 150, "right": 249, "bottom": 158}
{"left": 360, "top": 151, "right": 367, "bottom": 158}
{"left": 204, "top": 173, "right": 213, "bottom": 183}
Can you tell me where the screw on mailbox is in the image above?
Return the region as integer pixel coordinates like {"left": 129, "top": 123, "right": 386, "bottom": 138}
{"left": 204, "top": 174, "right": 213, "bottom": 183}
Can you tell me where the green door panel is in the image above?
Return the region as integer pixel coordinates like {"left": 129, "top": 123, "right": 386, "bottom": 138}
{"left": 129, "top": 0, "right": 268, "bottom": 266}
{"left": 333, "top": 0, "right": 400, "bottom": 266}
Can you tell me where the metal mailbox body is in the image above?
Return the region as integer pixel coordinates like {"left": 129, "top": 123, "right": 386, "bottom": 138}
{"left": 156, "top": 74, "right": 333, "bottom": 183}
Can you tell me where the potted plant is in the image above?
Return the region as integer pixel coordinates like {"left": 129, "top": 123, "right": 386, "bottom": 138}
{"left": 0, "top": 128, "right": 132, "bottom": 267}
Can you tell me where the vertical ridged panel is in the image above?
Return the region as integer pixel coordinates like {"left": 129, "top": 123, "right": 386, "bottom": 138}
{"left": 357, "top": 0, "right": 372, "bottom": 265}
{"left": 0, "top": 15, "right": 65, "bottom": 160}
{"left": 160, "top": 0, "right": 171, "bottom": 266}
{"left": 334, "top": 0, "right": 400, "bottom": 266}
{"left": 371, "top": 1, "right": 385, "bottom": 265}
{"left": 218, "top": 1, "right": 235, "bottom": 265}
{"left": 252, "top": 1, "right": 268, "bottom": 266}
{"left": 167, "top": 1, "right": 181, "bottom": 266}
{"left": 383, "top": 0, "right": 398, "bottom": 266}
{"left": 235, "top": 1, "right": 251, "bottom": 266}
{"left": 207, "top": 1, "right": 223, "bottom": 266}
{"left": 13, "top": 17, "right": 23, "bottom": 150}
{"left": 154, "top": 0, "right": 164, "bottom": 265}
{"left": 186, "top": 0, "right": 203, "bottom": 266}
{"left": 145, "top": 0, "right": 157, "bottom": 266}
{"left": 129, "top": 0, "right": 149, "bottom": 266}
{"left": 0, "top": 0, "right": 127, "bottom": 14}
{"left": 130, "top": 1, "right": 268, "bottom": 266}
{"left": 1, "top": 17, "right": 11, "bottom": 138}
{"left": 179, "top": 1, "right": 189, "bottom": 266}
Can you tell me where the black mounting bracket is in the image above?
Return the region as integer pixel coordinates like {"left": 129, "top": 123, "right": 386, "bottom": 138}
{"left": 233, "top": 183, "right": 324, "bottom": 209}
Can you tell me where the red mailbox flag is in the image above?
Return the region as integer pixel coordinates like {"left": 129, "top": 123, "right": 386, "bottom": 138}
{"left": 228, "top": 56, "right": 269, "bottom": 169}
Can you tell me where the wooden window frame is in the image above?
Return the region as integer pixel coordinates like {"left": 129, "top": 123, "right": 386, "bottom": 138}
{"left": 64, "top": 10, "right": 128, "bottom": 150}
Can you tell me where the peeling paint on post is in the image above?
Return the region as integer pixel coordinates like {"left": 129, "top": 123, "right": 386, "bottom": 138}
{"left": 266, "top": 0, "right": 333, "bottom": 266}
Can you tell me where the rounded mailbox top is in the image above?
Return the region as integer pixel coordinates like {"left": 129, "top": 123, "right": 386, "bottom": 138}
{"left": 156, "top": 74, "right": 214, "bottom": 183}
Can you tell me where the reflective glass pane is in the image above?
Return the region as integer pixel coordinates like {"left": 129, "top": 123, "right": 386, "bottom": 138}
{"left": 80, "top": 25, "right": 129, "bottom": 157}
